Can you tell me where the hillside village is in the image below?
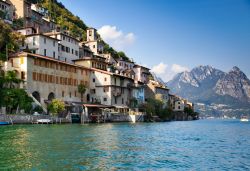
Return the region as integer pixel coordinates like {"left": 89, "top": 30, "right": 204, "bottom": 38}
{"left": 0, "top": 0, "right": 197, "bottom": 122}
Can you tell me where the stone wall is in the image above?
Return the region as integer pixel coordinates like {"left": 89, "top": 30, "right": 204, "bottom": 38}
{"left": 0, "top": 114, "right": 71, "bottom": 124}
{"left": 108, "top": 114, "right": 144, "bottom": 122}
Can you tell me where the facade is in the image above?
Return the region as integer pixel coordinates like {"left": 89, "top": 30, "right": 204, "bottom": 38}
{"left": 169, "top": 94, "right": 194, "bottom": 112}
{"left": 145, "top": 80, "right": 170, "bottom": 106}
{"left": 9, "top": 0, "right": 54, "bottom": 33}
{"left": 79, "top": 44, "right": 93, "bottom": 59}
{"left": 45, "top": 32, "right": 80, "bottom": 62}
{"left": 85, "top": 28, "right": 104, "bottom": 55}
{"left": 74, "top": 55, "right": 108, "bottom": 71}
{"left": 0, "top": 0, "right": 14, "bottom": 22}
{"left": 5, "top": 52, "right": 91, "bottom": 109}
{"left": 130, "top": 82, "right": 145, "bottom": 108}
{"left": 103, "top": 53, "right": 117, "bottom": 66}
{"left": 133, "top": 64, "right": 150, "bottom": 84}
{"left": 116, "top": 58, "right": 134, "bottom": 71}
{"left": 21, "top": 34, "right": 59, "bottom": 59}
{"left": 17, "top": 27, "right": 36, "bottom": 35}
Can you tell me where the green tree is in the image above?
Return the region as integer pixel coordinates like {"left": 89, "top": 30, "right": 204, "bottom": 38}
{"left": 1, "top": 88, "right": 33, "bottom": 114}
{"left": 48, "top": 99, "right": 65, "bottom": 116}
{"left": 4, "top": 71, "right": 23, "bottom": 88}
{"left": 0, "top": 20, "right": 24, "bottom": 61}
{"left": 78, "top": 83, "right": 86, "bottom": 102}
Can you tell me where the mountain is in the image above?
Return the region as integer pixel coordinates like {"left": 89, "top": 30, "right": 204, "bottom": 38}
{"left": 167, "top": 65, "right": 250, "bottom": 116}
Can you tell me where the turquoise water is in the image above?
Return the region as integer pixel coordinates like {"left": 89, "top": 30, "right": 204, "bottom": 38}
{"left": 0, "top": 120, "right": 250, "bottom": 170}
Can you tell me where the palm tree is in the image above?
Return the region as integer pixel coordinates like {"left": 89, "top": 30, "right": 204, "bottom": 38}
{"left": 4, "top": 71, "right": 23, "bottom": 88}
{"left": 78, "top": 83, "right": 86, "bottom": 102}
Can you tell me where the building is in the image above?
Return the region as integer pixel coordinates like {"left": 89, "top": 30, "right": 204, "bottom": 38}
{"left": 45, "top": 31, "right": 80, "bottom": 62}
{"left": 133, "top": 64, "right": 150, "bottom": 84}
{"left": 79, "top": 44, "right": 93, "bottom": 59}
{"left": 21, "top": 33, "right": 59, "bottom": 59}
{"left": 0, "top": 0, "right": 14, "bottom": 22}
{"left": 85, "top": 28, "right": 104, "bottom": 55}
{"left": 74, "top": 55, "right": 108, "bottom": 71}
{"left": 169, "top": 94, "right": 193, "bottom": 112}
{"left": 9, "top": 0, "right": 55, "bottom": 33}
{"left": 145, "top": 80, "right": 170, "bottom": 106}
{"left": 129, "top": 82, "right": 145, "bottom": 108}
{"left": 5, "top": 52, "right": 91, "bottom": 110}
{"left": 116, "top": 58, "right": 134, "bottom": 71}
{"left": 17, "top": 27, "right": 36, "bottom": 35}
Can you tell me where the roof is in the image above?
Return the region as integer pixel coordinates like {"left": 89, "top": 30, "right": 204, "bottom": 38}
{"left": 155, "top": 85, "right": 169, "bottom": 90}
{"left": 25, "top": 33, "right": 60, "bottom": 41}
{"left": 44, "top": 32, "right": 80, "bottom": 42}
{"left": 113, "top": 73, "right": 134, "bottom": 80}
{"left": 31, "top": 9, "right": 44, "bottom": 16}
{"left": 83, "top": 104, "right": 114, "bottom": 108}
{"left": 87, "top": 27, "right": 97, "bottom": 31}
{"left": 134, "top": 64, "right": 150, "bottom": 70}
{"left": 0, "top": 0, "right": 11, "bottom": 5}
{"left": 73, "top": 57, "right": 108, "bottom": 64}
{"left": 17, "top": 27, "right": 36, "bottom": 31}
{"left": 9, "top": 52, "right": 92, "bottom": 71}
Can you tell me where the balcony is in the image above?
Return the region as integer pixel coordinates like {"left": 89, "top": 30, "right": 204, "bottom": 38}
{"left": 112, "top": 89, "right": 121, "bottom": 97}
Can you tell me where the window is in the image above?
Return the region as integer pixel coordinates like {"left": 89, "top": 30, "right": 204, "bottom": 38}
{"left": 93, "top": 78, "right": 95, "bottom": 82}
{"left": 53, "top": 41, "right": 55, "bottom": 47}
{"left": 75, "top": 91, "right": 77, "bottom": 97}
{"left": 104, "top": 77, "right": 107, "bottom": 82}
{"left": 20, "top": 58, "right": 24, "bottom": 64}
{"left": 103, "top": 98, "right": 107, "bottom": 102}
{"left": 32, "top": 72, "right": 36, "bottom": 80}
{"left": 44, "top": 49, "right": 46, "bottom": 56}
{"left": 72, "top": 49, "right": 74, "bottom": 54}
{"left": 33, "top": 37, "right": 36, "bottom": 45}
{"left": 69, "top": 92, "right": 71, "bottom": 98}
{"left": 75, "top": 50, "right": 78, "bottom": 56}
{"left": 62, "top": 91, "right": 64, "bottom": 97}
{"left": 115, "top": 97, "right": 117, "bottom": 104}
{"left": 63, "top": 36, "right": 65, "bottom": 40}
{"left": 53, "top": 52, "right": 55, "bottom": 58}
{"left": 122, "top": 98, "right": 124, "bottom": 104}
{"left": 93, "top": 45, "right": 95, "bottom": 49}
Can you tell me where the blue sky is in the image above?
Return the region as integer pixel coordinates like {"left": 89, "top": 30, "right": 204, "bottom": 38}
{"left": 59, "top": 0, "right": 250, "bottom": 81}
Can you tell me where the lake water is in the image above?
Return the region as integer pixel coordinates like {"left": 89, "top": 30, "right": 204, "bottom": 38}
{"left": 0, "top": 120, "right": 250, "bottom": 170}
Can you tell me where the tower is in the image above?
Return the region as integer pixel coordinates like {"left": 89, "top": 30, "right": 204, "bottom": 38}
{"left": 86, "top": 28, "right": 98, "bottom": 41}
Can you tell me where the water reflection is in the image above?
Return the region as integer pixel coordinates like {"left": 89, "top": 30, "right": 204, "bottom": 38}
{"left": 0, "top": 120, "right": 250, "bottom": 170}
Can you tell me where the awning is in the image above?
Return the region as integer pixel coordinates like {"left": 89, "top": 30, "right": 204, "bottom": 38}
{"left": 113, "top": 105, "right": 129, "bottom": 109}
{"left": 82, "top": 104, "right": 114, "bottom": 108}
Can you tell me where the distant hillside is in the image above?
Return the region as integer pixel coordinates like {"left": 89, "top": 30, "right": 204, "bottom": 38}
{"left": 167, "top": 65, "right": 250, "bottom": 117}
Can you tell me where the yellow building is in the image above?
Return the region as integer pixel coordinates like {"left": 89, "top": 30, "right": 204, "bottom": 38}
{"left": 5, "top": 52, "right": 91, "bottom": 110}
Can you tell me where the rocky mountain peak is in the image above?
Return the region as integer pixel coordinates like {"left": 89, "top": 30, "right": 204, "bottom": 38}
{"left": 215, "top": 66, "right": 250, "bottom": 101}
{"left": 229, "top": 66, "right": 248, "bottom": 79}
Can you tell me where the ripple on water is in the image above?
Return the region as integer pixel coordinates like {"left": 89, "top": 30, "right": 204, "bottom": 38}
{"left": 0, "top": 120, "right": 250, "bottom": 170}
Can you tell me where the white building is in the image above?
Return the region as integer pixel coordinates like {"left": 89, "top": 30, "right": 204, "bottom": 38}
{"left": 45, "top": 32, "right": 80, "bottom": 63}
{"left": 133, "top": 64, "right": 151, "bottom": 84}
{"left": 23, "top": 34, "right": 59, "bottom": 59}
{"left": 85, "top": 28, "right": 104, "bottom": 55}
{"left": 117, "top": 58, "right": 134, "bottom": 71}
{"left": 17, "top": 27, "right": 36, "bottom": 35}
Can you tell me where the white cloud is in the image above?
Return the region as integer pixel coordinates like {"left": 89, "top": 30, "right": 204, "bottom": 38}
{"left": 151, "top": 62, "right": 168, "bottom": 75}
{"left": 98, "top": 25, "right": 135, "bottom": 51}
{"left": 151, "top": 63, "right": 189, "bottom": 82}
{"left": 171, "top": 64, "right": 189, "bottom": 73}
